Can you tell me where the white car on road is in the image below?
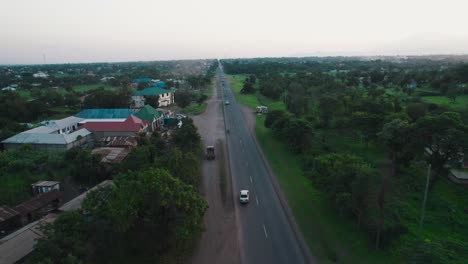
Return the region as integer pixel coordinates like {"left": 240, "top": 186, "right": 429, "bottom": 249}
{"left": 240, "top": 190, "right": 249, "bottom": 204}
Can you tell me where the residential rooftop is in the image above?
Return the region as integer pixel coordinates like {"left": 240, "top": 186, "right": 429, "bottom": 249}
{"left": 1, "top": 128, "right": 91, "bottom": 145}
{"left": 134, "top": 87, "right": 173, "bottom": 96}
{"left": 76, "top": 109, "right": 138, "bottom": 119}
{"left": 134, "top": 105, "right": 163, "bottom": 122}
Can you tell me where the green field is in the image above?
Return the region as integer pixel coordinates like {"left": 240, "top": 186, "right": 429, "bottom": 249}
{"left": 227, "top": 75, "right": 286, "bottom": 111}
{"left": 17, "top": 89, "right": 32, "bottom": 100}
{"left": 421, "top": 95, "right": 468, "bottom": 111}
{"left": 72, "top": 84, "right": 119, "bottom": 92}
{"left": 182, "top": 102, "right": 206, "bottom": 115}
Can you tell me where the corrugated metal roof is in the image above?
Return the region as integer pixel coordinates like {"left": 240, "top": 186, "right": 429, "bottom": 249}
{"left": 0, "top": 207, "right": 19, "bottom": 222}
{"left": 132, "top": 77, "right": 152, "bottom": 83}
{"left": 47, "top": 116, "right": 84, "bottom": 130}
{"left": 76, "top": 109, "right": 137, "bottom": 119}
{"left": 22, "top": 126, "right": 56, "bottom": 134}
{"left": 0, "top": 213, "right": 57, "bottom": 264}
{"left": 134, "top": 105, "right": 162, "bottom": 122}
{"left": 31, "top": 181, "right": 59, "bottom": 187}
{"left": 81, "top": 115, "right": 146, "bottom": 132}
{"left": 14, "top": 190, "right": 63, "bottom": 216}
{"left": 1, "top": 129, "right": 91, "bottom": 145}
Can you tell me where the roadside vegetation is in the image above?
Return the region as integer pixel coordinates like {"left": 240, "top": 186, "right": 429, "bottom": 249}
{"left": 223, "top": 57, "right": 468, "bottom": 264}
{"left": 27, "top": 118, "right": 207, "bottom": 263}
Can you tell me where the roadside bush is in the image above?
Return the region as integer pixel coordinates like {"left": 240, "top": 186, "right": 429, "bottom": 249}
{"left": 264, "top": 110, "right": 286, "bottom": 128}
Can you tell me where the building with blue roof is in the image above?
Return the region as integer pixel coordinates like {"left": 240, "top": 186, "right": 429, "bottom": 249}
{"left": 131, "top": 78, "right": 152, "bottom": 84}
{"left": 152, "top": 81, "right": 166, "bottom": 88}
{"left": 75, "top": 109, "right": 138, "bottom": 121}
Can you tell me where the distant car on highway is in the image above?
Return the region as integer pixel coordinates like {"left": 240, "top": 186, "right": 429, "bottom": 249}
{"left": 225, "top": 100, "right": 230, "bottom": 105}
{"left": 240, "top": 190, "right": 249, "bottom": 204}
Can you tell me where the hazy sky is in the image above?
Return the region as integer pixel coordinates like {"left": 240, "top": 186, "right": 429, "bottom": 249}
{"left": 2, "top": 0, "right": 468, "bottom": 64}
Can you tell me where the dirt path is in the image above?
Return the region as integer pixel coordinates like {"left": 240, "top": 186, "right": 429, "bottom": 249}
{"left": 190, "top": 76, "right": 240, "bottom": 264}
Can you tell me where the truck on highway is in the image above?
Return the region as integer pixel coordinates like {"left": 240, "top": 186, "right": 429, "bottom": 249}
{"left": 205, "top": 146, "right": 215, "bottom": 160}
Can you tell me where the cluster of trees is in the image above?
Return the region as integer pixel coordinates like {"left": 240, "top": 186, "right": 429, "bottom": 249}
{"left": 306, "top": 153, "right": 405, "bottom": 248}
{"left": 121, "top": 118, "right": 202, "bottom": 187}
{"left": 241, "top": 75, "right": 256, "bottom": 94}
{"left": 249, "top": 57, "right": 468, "bottom": 261}
{"left": 223, "top": 58, "right": 468, "bottom": 101}
{"left": 265, "top": 110, "right": 313, "bottom": 154}
{"left": 29, "top": 118, "right": 206, "bottom": 263}
{"left": 29, "top": 168, "right": 207, "bottom": 264}
{"left": 83, "top": 89, "right": 132, "bottom": 108}
{"left": 175, "top": 65, "right": 215, "bottom": 108}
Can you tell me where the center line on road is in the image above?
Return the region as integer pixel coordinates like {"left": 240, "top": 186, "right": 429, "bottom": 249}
{"left": 249, "top": 176, "right": 253, "bottom": 183}
{"left": 255, "top": 196, "right": 259, "bottom": 205}
{"left": 263, "top": 224, "right": 268, "bottom": 238}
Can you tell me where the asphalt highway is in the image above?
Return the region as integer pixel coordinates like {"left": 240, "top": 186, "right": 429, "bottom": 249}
{"left": 219, "top": 64, "right": 308, "bottom": 264}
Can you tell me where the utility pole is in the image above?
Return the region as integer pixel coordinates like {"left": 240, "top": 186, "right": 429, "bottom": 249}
{"left": 418, "top": 163, "right": 431, "bottom": 238}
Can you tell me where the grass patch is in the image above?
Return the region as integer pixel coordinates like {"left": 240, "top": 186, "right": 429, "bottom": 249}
{"left": 421, "top": 95, "right": 468, "bottom": 112}
{"left": 72, "top": 84, "right": 119, "bottom": 93}
{"left": 182, "top": 103, "right": 207, "bottom": 115}
{"left": 227, "top": 74, "right": 285, "bottom": 111}
{"left": 17, "top": 89, "right": 32, "bottom": 100}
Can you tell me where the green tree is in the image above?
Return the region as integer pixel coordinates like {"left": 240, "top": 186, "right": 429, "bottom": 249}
{"left": 406, "top": 103, "right": 427, "bottom": 122}
{"left": 175, "top": 90, "right": 192, "bottom": 108}
{"left": 83, "top": 168, "right": 208, "bottom": 259}
{"left": 414, "top": 112, "right": 468, "bottom": 181}
{"left": 264, "top": 110, "right": 286, "bottom": 128}
{"left": 144, "top": 95, "right": 159, "bottom": 108}
{"left": 241, "top": 80, "right": 254, "bottom": 94}
{"left": 318, "top": 96, "right": 339, "bottom": 127}
{"left": 379, "top": 119, "right": 415, "bottom": 174}
{"left": 29, "top": 211, "right": 88, "bottom": 264}
{"left": 350, "top": 111, "right": 384, "bottom": 145}
{"left": 171, "top": 118, "right": 201, "bottom": 153}
{"left": 157, "top": 148, "right": 201, "bottom": 187}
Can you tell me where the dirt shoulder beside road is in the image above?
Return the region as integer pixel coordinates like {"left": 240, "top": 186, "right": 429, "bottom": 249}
{"left": 190, "top": 77, "right": 240, "bottom": 264}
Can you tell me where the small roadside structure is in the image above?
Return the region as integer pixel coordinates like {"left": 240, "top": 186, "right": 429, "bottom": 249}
{"left": 13, "top": 190, "right": 63, "bottom": 226}
{"left": 448, "top": 169, "right": 468, "bottom": 185}
{"left": 256, "top": 105, "right": 268, "bottom": 114}
{"left": 31, "top": 181, "right": 60, "bottom": 196}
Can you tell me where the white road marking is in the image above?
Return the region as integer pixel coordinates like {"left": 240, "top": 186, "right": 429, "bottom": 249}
{"left": 263, "top": 224, "right": 268, "bottom": 238}
{"left": 250, "top": 176, "right": 253, "bottom": 183}
{"left": 256, "top": 196, "right": 259, "bottom": 205}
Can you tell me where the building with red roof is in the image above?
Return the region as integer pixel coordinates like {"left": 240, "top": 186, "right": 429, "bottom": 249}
{"left": 81, "top": 115, "right": 148, "bottom": 139}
